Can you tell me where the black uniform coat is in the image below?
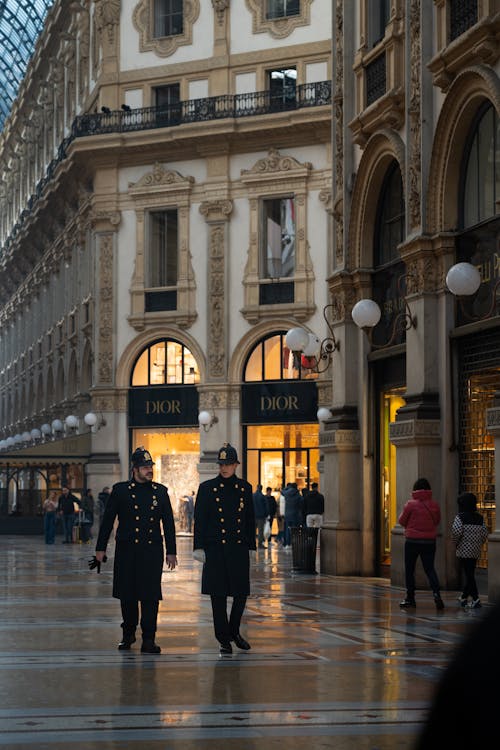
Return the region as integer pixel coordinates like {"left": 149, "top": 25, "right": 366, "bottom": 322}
{"left": 96, "top": 479, "right": 176, "bottom": 601}
{"left": 194, "top": 473, "right": 255, "bottom": 596}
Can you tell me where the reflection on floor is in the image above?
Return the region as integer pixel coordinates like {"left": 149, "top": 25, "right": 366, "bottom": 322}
{"left": 0, "top": 535, "right": 489, "bottom": 749}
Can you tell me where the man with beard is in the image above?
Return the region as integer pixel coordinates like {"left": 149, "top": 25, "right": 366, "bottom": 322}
{"left": 94, "top": 447, "right": 177, "bottom": 653}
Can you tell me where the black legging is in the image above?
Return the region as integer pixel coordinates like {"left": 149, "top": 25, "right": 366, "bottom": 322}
{"left": 404, "top": 539, "right": 440, "bottom": 596}
{"left": 459, "top": 557, "right": 479, "bottom": 600}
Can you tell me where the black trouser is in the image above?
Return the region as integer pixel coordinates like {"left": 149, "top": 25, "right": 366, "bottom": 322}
{"left": 460, "top": 557, "right": 479, "bottom": 600}
{"left": 404, "top": 540, "right": 440, "bottom": 596}
{"left": 120, "top": 600, "right": 159, "bottom": 641}
{"left": 210, "top": 594, "right": 247, "bottom": 644}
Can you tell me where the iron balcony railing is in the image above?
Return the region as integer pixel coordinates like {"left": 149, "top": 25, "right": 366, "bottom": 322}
{"left": 72, "top": 80, "right": 332, "bottom": 137}
{"left": 2, "top": 81, "right": 331, "bottom": 252}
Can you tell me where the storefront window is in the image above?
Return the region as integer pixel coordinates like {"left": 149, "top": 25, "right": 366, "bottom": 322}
{"left": 132, "top": 427, "right": 200, "bottom": 526}
{"left": 246, "top": 423, "right": 319, "bottom": 493}
{"left": 244, "top": 331, "right": 318, "bottom": 381}
{"left": 131, "top": 339, "right": 200, "bottom": 386}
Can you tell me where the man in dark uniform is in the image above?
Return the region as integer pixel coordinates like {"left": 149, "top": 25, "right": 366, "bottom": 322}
{"left": 193, "top": 443, "right": 256, "bottom": 655}
{"left": 95, "top": 447, "right": 177, "bottom": 654}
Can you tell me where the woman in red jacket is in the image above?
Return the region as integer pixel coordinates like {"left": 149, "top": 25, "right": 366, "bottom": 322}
{"left": 398, "top": 477, "right": 444, "bottom": 610}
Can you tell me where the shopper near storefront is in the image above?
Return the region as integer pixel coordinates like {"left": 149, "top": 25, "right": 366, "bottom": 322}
{"left": 265, "top": 487, "right": 277, "bottom": 542}
{"left": 43, "top": 491, "right": 58, "bottom": 545}
{"left": 398, "top": 478, "right": 444, "bottom": 610}
{"left": 282, "top": 482, "right": 304, "bottom": 548}
{"left": 193, "top": 443, "right": 256, "bottom": 655}
{"left": 57, "top": 486, "right": 80, "bottom": 544}
{"left": 252, "top": 484, "right": 268, "bottom": 548}
{"left": 94, "top": 447, "right": 177, "bottom": 654}
{"left": 304, "top": 482, "right": 325, "bottom": 527}
{"left": 452, "top": 492, "right": 488, "bottom": 609}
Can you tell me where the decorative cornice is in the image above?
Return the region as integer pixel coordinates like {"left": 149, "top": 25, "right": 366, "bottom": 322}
{"left": 389, "top": 419, "right": 441, "bottom": 445}
{"left": 129, "top": 162, "right": 195, "bottom": 193}
{"left": 199, "top": 199, "right": 233, "bottom": 223}
{"left": 241, "top": 148, "right": 312, "bottom": 180}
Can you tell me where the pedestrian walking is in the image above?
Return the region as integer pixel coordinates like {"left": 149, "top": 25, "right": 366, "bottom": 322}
{"left": 252, "top": 484, "right": 268, "bottom": 548}
{"left": 43, "top": 491, "right": 58, "bottom": 545}
{"left": 452, "top": 492, "right": 488, "bottom": 609}
{"left": 193, "top": 443, "right": 255, "bottom": 655}
{"left": 57, "top": 486, "right": 80, "bottom": 544}
{"left": 398, "top": 477, "right": 444, "bottom": 610}
{"left": 93, "top": 447, "right": 177, "bottom": 654}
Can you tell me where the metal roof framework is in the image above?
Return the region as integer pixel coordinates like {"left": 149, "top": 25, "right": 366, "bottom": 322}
{"left": 0, "top": 0, "right": 54, "bottom": 130}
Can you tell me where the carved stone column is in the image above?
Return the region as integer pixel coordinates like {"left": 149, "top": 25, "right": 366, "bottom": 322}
{"left": 486, "top": 402, "right": 500, "bottom": 602}
{"left": 321, "top": 274, "right": 365, "bottom": 575}
{"left": 199, "top": 200, "right": 233, "bottom": 476}
{"left": 199, "top": 200, "right": 232, "bottom": 382}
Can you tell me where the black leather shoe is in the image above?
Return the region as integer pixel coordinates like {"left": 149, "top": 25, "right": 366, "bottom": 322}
{"left": 233, "top": 634, "right": 251, "bottom": 650}
{"left": 118, "top": 634, "right": 136, "bottom": 651}
{"left": 434, "top": 593, "right": 445, "bottom": 610}
{"left": 399, "top": 598, "right": 416, "bottom": 608}
{"left": 141, "top": 640, "right": 161, "bottom": 654}
{"left": 219, "top": 642, "right": 233, "bottom": 655}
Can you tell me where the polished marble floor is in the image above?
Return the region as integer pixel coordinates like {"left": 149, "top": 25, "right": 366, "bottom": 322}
{"left": 0, "top": 533, "right": 489, "bottom": 749}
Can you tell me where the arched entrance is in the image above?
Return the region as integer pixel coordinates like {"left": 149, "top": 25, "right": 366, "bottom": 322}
{"left": 128, "top": 337, "right": 201, "bottom": 530}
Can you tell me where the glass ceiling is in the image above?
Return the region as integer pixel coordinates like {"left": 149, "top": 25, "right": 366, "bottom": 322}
{"left": 0, "top": 0, "right": 55, "bottom": 130}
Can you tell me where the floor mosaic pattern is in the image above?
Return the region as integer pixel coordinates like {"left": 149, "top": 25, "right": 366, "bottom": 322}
{"left": 0, "top": 534, "right": 489, "bottom": 749}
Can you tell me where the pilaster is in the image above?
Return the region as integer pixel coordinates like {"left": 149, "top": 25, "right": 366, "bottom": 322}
{"left": 319, "top": 409, "right": 362, "bottom": 575}
{"left": 485, "top": 403, "right": 500, "bottom": 602}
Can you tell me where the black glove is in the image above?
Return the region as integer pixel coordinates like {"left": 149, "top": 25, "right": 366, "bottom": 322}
{"left": 88, "top": 555, "right": 107, "bottom": 573}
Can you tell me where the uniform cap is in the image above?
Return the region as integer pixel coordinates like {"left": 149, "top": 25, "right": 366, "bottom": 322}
{"left": 131, "top": 446, "right": 154, "bottom": 467}
{"left": 217, "top": 443, "right": 240, "bottom": 465}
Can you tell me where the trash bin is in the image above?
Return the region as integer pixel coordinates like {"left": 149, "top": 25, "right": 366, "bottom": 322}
{"left": 291, "top": 526, "right": 319, "bottom": 573}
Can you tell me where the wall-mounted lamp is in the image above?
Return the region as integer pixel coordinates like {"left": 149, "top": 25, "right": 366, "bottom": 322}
{"left": 84, "top": 412, "right": 107, "bottom": 432}
{"left": 65, "top": 415, "right": 79, "bottom": 433}
{"left": 51, "top": 419, "right": 63, "bottom": 435}
{"left": 198, "top": 410, "right": 219, "bottom": 433}
{"left": 352, "top": 275, "right": 417, "bottom": 349}
{"left": 30, "top": 428, "right": 41, "bottom": 442}
{"left": 285, "top": 304, "right": 340, "bottom": 374}
{"left": 446, "top": 261, "right": 495, "bottom": 321}
{"left": 40, "top": 423, "right": 52, "bottom": 438}
{"left": 317, "top": 407, "right": 332, "bottom": 423}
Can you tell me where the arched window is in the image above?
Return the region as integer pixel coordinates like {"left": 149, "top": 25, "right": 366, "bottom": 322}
{"left": 462, "top": 103, "right": 499, "bottom": 228}
{"left": 374, "top": 160, "right": 405, "bottom": 267}
{"left": 244, "top": 331, "right": 318, "bottom": 382}
{"left": 131, "top": 339, "right": 200, "bottom": 386}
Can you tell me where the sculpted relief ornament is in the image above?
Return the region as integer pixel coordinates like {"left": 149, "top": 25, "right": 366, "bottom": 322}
{"left": 94, "top": 0, "right": 120, "bottom": 44}
{"left": 212, "top": 0, "right": 229, "bottom": 24}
